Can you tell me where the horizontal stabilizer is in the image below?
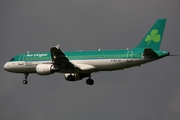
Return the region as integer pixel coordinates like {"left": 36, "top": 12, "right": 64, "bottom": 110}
{"left": 143, "top": 48, "right": 158, "bottom": 58}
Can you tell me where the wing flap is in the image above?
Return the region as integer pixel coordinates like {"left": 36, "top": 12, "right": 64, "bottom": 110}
{"left": 74, "top": 63, "right": 96, "bottom": 71}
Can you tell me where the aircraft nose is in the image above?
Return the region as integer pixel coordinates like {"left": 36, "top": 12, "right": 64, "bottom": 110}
{"left": 3, "top": 62, "right": 10, "bottom": 71}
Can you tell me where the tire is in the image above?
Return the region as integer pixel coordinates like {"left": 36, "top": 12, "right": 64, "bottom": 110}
{"left": 86, "top": 79, "right": 94, "bottom": 85}
{"left": 22, "top": 80, "right": 28, "bottom": 84}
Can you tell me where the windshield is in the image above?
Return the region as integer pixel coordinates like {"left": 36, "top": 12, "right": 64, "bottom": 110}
{"left": 10, "top": 58, "right": 15, "bottom": 61}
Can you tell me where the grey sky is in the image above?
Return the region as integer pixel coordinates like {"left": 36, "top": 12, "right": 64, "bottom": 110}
{"left": 0, "top": 0, "right": 180, "bottom": 120}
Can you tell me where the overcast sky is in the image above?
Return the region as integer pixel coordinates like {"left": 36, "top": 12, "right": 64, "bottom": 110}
{"left": 0, "top": 0, "right": 180, "bottom": 120}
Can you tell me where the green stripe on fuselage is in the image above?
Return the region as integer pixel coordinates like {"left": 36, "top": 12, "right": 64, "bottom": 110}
{"left": 9, "top": 49, "right": 168, "bottom": 62}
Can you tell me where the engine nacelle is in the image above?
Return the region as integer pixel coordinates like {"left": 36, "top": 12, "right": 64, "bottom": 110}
{"left": 36, "top": 64, "right": 59, "bottom": 75}
{"left": 64, "top": 73, "right": 90, "bottom": 81}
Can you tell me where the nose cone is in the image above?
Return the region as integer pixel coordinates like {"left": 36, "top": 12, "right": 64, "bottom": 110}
{"left": 3, "top": 62, "right": 10, "bottom": 71}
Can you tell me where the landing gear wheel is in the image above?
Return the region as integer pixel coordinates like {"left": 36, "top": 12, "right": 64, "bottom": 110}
{"left": 67, "top": 75, "right": 75, "bottom": 81}
{"left": 86, "top": 79, "right": 94, "bottom": 85}
{"left": 22, "top": 80, "right": 28, "bottom": 84}
{"left": 22, "top": 73, "right": 29, "bottom": 84}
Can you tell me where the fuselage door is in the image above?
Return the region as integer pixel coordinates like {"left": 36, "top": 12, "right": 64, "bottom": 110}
{"left": 18, "top": 54, "right": 25, "bottom": 65}
{"left": 126, "top": 51, "right": 133, "bottom": 62}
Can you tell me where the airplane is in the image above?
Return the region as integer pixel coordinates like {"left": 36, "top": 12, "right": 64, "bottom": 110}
{"left": 3, "top": 19, "right": 170, "bottom": 85}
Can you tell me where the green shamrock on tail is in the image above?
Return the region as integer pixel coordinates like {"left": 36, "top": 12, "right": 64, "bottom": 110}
{"left": 145, "top": 29, "right": 161, "bottom": 44}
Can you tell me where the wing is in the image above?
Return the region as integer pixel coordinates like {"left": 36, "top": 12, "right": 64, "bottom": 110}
{"left": 50, "top": 44, "right": 76, "bottom": 69}
{"left": 50, "top": 44, "right": 96, "bottom": 72}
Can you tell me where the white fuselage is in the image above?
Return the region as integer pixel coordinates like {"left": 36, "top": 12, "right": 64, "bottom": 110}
{"left": 3, "top": 58, "right": 153, "bottom": 74}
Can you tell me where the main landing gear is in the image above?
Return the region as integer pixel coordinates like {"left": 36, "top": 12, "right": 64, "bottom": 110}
{"left": 86, "top": 75, "right": 94, "bottom": 85}
{"left": 22, "top": 73, "right": 29, "bottom": 84}
{"left": 67, "top": 74, "right": 94, "bottom": 85}
{"left": 86, "top": 78, "right": 94, "bottom": 85}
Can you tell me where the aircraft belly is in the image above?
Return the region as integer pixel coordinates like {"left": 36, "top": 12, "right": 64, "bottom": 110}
{"left": 14, "top": 65, "right": 36, "bottom": 73}
{"left": 71, "top": 59, "right": 124, "bottom": 71}
{"left": 71, "top": 59, "right": 153, "bottom": 71}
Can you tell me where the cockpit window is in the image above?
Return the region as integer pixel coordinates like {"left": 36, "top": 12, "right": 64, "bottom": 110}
{"left": 10, "top": 58, "right": 15, "bottom": 61}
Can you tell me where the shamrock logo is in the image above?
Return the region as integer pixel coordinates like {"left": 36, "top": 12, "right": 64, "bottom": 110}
{"left": 145, "top": 29, "right": 161, "bottom": 44}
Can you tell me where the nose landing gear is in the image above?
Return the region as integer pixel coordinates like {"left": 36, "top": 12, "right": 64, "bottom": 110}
{"left": 22, "top": 73, "right": 29, "bottom": 84}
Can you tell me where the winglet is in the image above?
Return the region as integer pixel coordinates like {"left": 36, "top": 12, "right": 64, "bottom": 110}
{"left": 54, "top": 44, "right": 60, "bottom": 49}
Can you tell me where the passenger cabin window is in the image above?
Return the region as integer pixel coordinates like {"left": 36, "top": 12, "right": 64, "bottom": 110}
{"left": 10, "top": 58, "right": 14, "bottom": 61}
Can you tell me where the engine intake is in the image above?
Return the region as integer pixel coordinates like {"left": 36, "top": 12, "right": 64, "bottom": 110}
{"left": 36, "top": 64, "right": 59, "bottom": 75}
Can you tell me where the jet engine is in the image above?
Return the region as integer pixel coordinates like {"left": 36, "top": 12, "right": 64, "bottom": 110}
{"left": 36, "top": 64, "right": 59, "bottom": 75}
{"left": 64, "top": 73, "right": 90, "bottom": 81}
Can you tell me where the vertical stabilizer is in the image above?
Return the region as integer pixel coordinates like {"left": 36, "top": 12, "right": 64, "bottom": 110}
{"left": 135, "top": 19, "right": 167, "bottom": 50}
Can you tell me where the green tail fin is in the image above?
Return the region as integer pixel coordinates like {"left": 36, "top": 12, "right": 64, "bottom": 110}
{"left": 135, "top": 19, "right": 167, "bottom": 50}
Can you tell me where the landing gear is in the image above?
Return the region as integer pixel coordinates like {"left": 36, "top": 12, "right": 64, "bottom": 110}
{"left": 22, "top": 80, "right": 28, "bottom": 84}
{"left": 22, "top": 73, "right": 29, "bottom": 84}
{"left": 86, "top": 78, "right": 94, "bottom": 85}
